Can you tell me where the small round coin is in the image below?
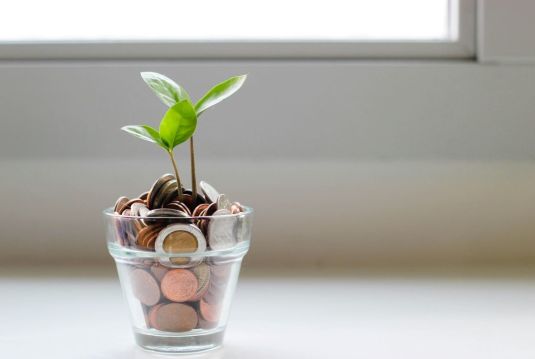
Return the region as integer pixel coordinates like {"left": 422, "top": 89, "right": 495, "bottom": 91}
{"left": 200, "top": 299, "right": 221, "bottom": 323}
{"left": 160, "top": 269, "right": 199, "bottom": 302}
{"left": 130, "top": 269, "right": 161, "bottom": 306}
{"left": 148, "top": 303, "right": 164, "bottom": 328}
{"left": 114, "top": 196, "right": 130, "bottom": 214}
{"left": 200, "top": 181, "right": 220, "bottom": 204}
{"left": 150, "top": 263, "right": 169, "bottom": 282}
{"left": 147, "top": 174, "right": 175, "bottom": 209}
{"left": 190, "top": 263, "right": 211, "bottom": 301}
{"left": 207, "top": 209, "right": 238, "bottom": 250}
{"left": 153, "top": 179, "right": 178, "bottom": 208}
{"left": 152, "top": 303, "right": 198, "bottom": 332}
{"left": 155, "top": 224, "right": 207, "bottom": 266}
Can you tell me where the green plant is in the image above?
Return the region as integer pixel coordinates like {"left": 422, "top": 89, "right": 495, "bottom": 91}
{"left": 130, "top": 72, "right": 247, "bottom": 201}
{"left": 121, "top": 99, "right": 197, "bottom": 199}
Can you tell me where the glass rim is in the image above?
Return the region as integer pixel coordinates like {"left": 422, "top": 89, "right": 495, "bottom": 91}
{"left": 102, "top": 205, "right": 253, "bottom": 220}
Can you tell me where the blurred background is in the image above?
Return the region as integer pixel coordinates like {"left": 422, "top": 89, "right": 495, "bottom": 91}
{"left": 1, "top": 0, "right": 534, "bottom": 269}
{"left": 1, "top": 1, "right": 535, "bottom": 357}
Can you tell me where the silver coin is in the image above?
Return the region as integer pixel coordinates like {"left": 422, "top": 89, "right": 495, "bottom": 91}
{"left": 200, "top": 181, "right": 220, "bottom": 204}
{"left": 216, "top": 194, "right": 232, "bottom": 211}
{"left": 138, "top": 205, "right": 150, "bottom": 217}
{"left": 207, "top": 209, "right": 238, "bottom": 250}
{"left": 130, "top": 202, "right": 147, "bottom": 216}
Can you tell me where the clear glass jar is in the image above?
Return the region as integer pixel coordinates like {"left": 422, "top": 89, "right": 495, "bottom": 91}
{"left": 104, "top": 207, "right": 253, "bottom": 353}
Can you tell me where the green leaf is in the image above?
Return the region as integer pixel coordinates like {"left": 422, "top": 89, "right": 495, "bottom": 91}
{"left": 159, "top": 100, "right": 197, "bottom": 150}
{"left": 140, "top": 72, "right": 190, "bottom": 107}
{"left": 195, "top": 74, "right": 247, "bottom": 116}
{"left": 121, "top": 125, "right": 166, "bottom": 148}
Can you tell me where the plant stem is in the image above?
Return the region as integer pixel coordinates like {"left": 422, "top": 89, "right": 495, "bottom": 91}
{"left": 189, "top": 137, "right": 197, "bottom": 202}
{"left": 167, "top": 150, "right": 183, "bottom": 200}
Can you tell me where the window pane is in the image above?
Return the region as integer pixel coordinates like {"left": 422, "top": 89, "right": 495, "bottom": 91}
{"left": 1, "top": 0, "right": 451, "bottom": 42}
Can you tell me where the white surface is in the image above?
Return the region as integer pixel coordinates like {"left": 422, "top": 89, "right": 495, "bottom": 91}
{"left": 1, "top": 268, "right": 535, "bottom": 358}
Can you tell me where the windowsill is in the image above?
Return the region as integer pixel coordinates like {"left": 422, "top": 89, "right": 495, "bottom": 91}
{"left": 3, "top": 267, "right": 535, "bottom": 358}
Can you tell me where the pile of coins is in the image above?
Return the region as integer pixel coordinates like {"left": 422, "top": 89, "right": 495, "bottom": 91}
{"left": 112, "top": 174, "right": 246, "bottom": 257}
{"left": 111, "top": 174, "right": 250, "bottom": 333}
{"left": 128, "top": 260, "right": 232, "bottom": 332}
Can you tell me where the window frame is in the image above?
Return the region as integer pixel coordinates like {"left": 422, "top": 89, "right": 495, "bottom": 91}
{"left": 0, "top": 0, "right": 476, "bottom": 60}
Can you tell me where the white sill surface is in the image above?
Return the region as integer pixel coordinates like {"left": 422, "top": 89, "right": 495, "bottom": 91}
{"left": 1, "top": 267, "right": 535, "bottom": 359}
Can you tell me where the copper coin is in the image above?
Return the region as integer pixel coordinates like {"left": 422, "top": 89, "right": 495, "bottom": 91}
{"left": 114, "top": 196, "right": 130, "bottom": 214}
{"left": 166, "top": 201, "right": 192, "bottom": 216}
{"left": 152, "top": 303, "right": 198, "bottom": 332}
{"left": 192, "top": 203, "right": 209, "bottom": 218}
{"left": 160, "top": 269, "right": 198, "bottom": 302}
{"left": 148, "top": 303, "right": 164, "bottom": 328}
{"left": 147, "top": 174, "right": 174, "bottom": 209}
{"left": 150, "top": 263, "right": 169, "bottom": 282}
{"left": 230, "top": 202, "right": 244, "bottom": 214}
{"left": 183, "top": 189, "right": 207, "bottom": 205}
{"left": 179, "top": 194, "right": 195, "bottom": 211}
{"left": 130, "top": 269, "right": 161, "bottom": 306}
{"left": 144, "top": 208, "right": 190, "bottom": 225}
{"left": 137, "top": 225, "right": 163, "bottom": 249}
{"left": 190, "top": 263, "right": 211, "bottom": 301}
{"left": 205, "top": 202, "right": 218, "bottom": 216}
{"left": 139, "top": 191, "right": 149, "bottom": 201}
{"left": 200, "top": 299, "right": 221, "bottom": 323}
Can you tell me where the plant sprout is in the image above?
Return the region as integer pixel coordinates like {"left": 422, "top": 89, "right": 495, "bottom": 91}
{"left": 131, "top": 72, "right": 247, "bottom": 201}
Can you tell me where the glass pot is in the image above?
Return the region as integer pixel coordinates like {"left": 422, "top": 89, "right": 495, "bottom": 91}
{"left": 104, "top": 207, "right": 253, "bottom": 353}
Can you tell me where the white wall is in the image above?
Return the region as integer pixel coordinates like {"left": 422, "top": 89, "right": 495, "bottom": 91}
{"left": 1, "top": 61, "right": 535, "bottom": 267}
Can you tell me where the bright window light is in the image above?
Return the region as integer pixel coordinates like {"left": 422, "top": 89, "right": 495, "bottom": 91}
{"left": 0, "top": 0, "right": 451, "bottom": 42}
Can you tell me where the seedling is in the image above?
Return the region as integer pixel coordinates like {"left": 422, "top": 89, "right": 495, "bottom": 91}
{"left": 121, "top": 72, "right": 247, "bottom": 200}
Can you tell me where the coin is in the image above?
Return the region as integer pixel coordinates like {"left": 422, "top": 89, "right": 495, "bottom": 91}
{"left": 179, "top": 194, "right": 196, "bottom": 212}
{"left": 166, "top": 200, "right": 192, "bottom": 216}
{"left": 200, "top": 181, "right": 220, "bottom": 204}
{"left": 148, "top": 303, "right": 164, "bottom": 328}
{"left": 130, "top": 269, "right": 161, "bottom": 306}
{"left": 139, "top": 191, "right": 149, "bottom": 201}
{"left": 114, "top": 196, "right": 129, "bottom": 214}
{"left": 130, "top": 202, "right": 148, "bottom": 217}
{"left": 136, "top": 225, "right": 164, "bottom": 249}
{"left": 147, "top": 174, "right": 175, "bottom": 209}
{"left": 192, "top": 203, "right": 209, "bottom": 218}
{"left": 155, "top": 224, "right": 207, "bottom": 266}
{"left": 152, "top": 303, "right": 198, "bottom": 332}
{"left": 138, "top": 205, "right": 150, "bottom": 217}
{"left": 124, "top": 198, "right": 145, "bottom": 211}
{"left": 150, "top": 263, "right": 168, "bottom": 282}
{"left": 190, "top": 263, "right": 211, "bottom": 301}
{"left": 154, "top": 179, "right": 178, "bottom": 208}
{"left": 160, "top": 269, "right": 199, "bottom": 302}
{"left": 199, "top": 299, "right": 221, "bottom": 323}
{"left": 230, "top": 202, "right": 244, "bottom": 214}
{"left": 143, "top": 208, "right": 190, "bottom": 225}
{"left": 216, "top": 194, "right": 232, "bottom": 211}
{"left": 207, "top": 209, "right": 238, "bottom": 250}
